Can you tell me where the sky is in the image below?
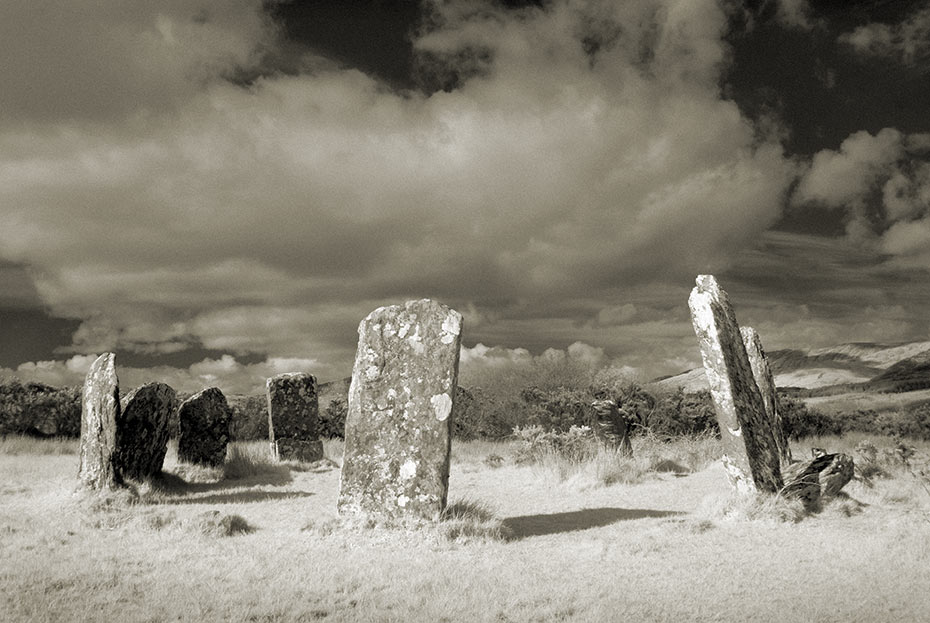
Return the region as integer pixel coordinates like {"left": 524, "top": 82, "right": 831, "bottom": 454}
{"left": 2, "top": 0, "right": 930, "bottom": 394}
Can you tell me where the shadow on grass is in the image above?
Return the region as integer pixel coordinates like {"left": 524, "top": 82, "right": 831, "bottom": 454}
{"left": 161, "top": 490, "right": 315, "bottom": 505}
{"left": 147, "top": 467, "right": 294, "bottom": 496}
{"left": 503, "top": 507, "right": 683, "bottom": 539}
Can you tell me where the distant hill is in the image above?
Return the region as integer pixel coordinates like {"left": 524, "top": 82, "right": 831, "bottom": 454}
{"left": 655, "top": 340, "right": 930, "bottom": 395}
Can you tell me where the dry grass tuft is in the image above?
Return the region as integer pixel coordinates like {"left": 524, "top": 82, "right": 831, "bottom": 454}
{"left": 185, "top": 510, "right": 254, "bottom": 537}
{"left": 438, "top": 498, "right": 513, "bottom": 543}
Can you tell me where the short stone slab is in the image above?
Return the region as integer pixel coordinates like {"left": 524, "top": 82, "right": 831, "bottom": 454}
{"left": 741, "top": 326, "right": 792, "bottom": 467}
{"left": 338, "top": 299, "right": 463, "bottom": 523}
{"left": 266, "top": 373, "right": 322, "bottom": 462}
{"left": 177, "top": 387, "right": 232, "bottom": 467}
{"left": 114, "top": 382, "right": 177, "bottom": 480}
{"left": 78, "top": 353, "right": 121, "bottom": 490}
{"left": 689, "top": 275, "right": 783, "bottom": 494}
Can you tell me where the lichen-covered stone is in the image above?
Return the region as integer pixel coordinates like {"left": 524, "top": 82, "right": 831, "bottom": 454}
{"left": 338, "top": 299, "right": 463, "bottom": 522}
{"left": 688, "top": 275, "right": 783, "bottom": 493}
{"left": 266, "top": 373, "right": 322, "bottom": 461}
{"left": 114, "top": 382, "right": 177, "bottom": 480}
{"left": 740, "top": 326, "right": 792, "bottom": 467}
{"left": 177, "top": 387, "right": 231, "bottom": 467}
{"left": 78, "top": 353, "right": 121, "bottom": 490}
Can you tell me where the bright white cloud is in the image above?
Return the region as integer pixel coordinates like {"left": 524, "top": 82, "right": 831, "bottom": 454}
{"left": 0, "top": 0, "right": 797, "bottom": 379}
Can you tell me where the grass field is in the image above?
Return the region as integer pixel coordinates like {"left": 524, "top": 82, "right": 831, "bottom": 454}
{"left": 2, "top": 435, "right": 930, "bottom": 622}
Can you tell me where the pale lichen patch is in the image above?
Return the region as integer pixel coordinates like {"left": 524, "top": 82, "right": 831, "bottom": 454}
{"left": 430, "top": 393, "right": 452, "bottom": 421}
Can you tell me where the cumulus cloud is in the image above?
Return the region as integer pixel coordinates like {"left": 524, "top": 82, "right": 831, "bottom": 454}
{"left": 0, "top": 0, "right": 796, "bottom": 379}
{"left": 793, "top": 128, "right": 930, "bottom": 245}
{"left": 840, "top": 5, "right": 930, "bottom": 67}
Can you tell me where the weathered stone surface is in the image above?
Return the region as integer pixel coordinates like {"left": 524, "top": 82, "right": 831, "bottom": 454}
{"left": 590, "top": 398, "right": 633, "bottom": 456}
{"left": 740, "top": 326, "right": 792, "bottom": 467}
{"left": 177, "top": 387, "right": 232, "bottom": 467}
{"left": 338, "top": 299, "right": 463, "bottom": 522}
{"left": 114, "top": 382, "right": 177, "bottom": 480}
{"left": 78, "top": 353, "right": 121, "bottom": 490}
{"left": 266, "top": 373, "right": 322, "bottom": 461}
{"left": 820, "top": 452, "right": 854, "bottom": 497}
{"left": 688, "top": 275, "right": 783, "bottom": 494}
{"left": 782, "top": 451, "right": 855, "bottom": 506}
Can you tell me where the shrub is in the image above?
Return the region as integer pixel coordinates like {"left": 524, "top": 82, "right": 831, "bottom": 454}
{"left": 319, "top": 395, "right": 348, "bottom": 439}
{"left": 228, "top": 395, "right": 268, "bottom": 441}
{"left": 778, "top": 392, "right": 843, "bottom": 440}
{"left": 0, "top": 378, "right": 81, "bottom": 437}
{"left": 511, "top": 425, "right": 596, "bottom": 464}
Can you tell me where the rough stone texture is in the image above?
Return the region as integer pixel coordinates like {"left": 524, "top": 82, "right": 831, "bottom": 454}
{"left": 177, "top": 387, "right": 232, "bottom": 467}
{"left": 590, "top": 399, "right": 633, "bottom": 456}
{"left": 338, "top": 299, "right": 463, "bottom": 522}
{"left": 820, "top": 452, "right": 854, "bottom": 498}
{"left": 266, "top": 373, "right": 322, "bottom": 462}
{"left": 688, "top": 275, "right": 783, "bottom": 494}
{"left": 78, "top": 353, "right": 121, "bottom": 490}
{"left": 782, "top": 451, "right": 854, "bottom": 506}
{"left": 740, "top": 326, "right": 792, "bottom": 467}
{"left": 114, "top": 382, "right": 177, "bottom": 480}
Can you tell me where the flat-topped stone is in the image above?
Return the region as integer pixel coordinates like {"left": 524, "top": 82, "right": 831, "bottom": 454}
{"left": 267, "top": 372, "right": 322, "bottom": 462}
{"left": 338, "top": 299, "right": 463, "bottom": 522}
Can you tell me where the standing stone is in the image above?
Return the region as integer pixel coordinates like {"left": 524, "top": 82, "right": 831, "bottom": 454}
{"left": 177, "top": 387, "right": 232, "bottom": 467}
{"left": 740, "top": 326, "right": 792, "bottom": 467}
{"left": 114, "top": 383, "right": 177, "bottom": 480}
{"left": 78, "top": 353, "right": 121, "bottom": 490}
{"left": 688, "top": 275, "right": 783, "bottom": 494}
{"left": 267, "top": 373, "right": 323, "bottom": 462}
{"left": 590, "top": 398, "right": 633, "bottom": 456}
{"left": 338, "top": 299, "right": 463, "bottom": 522}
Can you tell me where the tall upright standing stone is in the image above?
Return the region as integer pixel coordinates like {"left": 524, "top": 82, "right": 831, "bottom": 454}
{"left": 114, "top": 382, "right": 177, "bottom": 480}
{"left": 338, "top": 299, "right": 463, "bottom": 522}
{"left": 177, "top": 387, "right": 232, "bottom": 467}
{"left": 688, "top": 275, "right": 783, "bottom": 494}
{"left": 78, "top": 353, "right": 121, "bottom": 490}
{"left": 740, "top": 326, "right": 792, "bottom": 467}
{"left": 267, "top": 373, "right": 323, "bottom": 462}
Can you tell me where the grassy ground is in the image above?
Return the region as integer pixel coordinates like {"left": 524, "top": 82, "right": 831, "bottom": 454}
{"left": 2, "top": 434, "right": 930, "bottom": 622}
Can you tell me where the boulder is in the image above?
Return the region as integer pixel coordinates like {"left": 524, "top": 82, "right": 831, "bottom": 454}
{"left": 266, "top": 373, "right": 322, "bottom": 462}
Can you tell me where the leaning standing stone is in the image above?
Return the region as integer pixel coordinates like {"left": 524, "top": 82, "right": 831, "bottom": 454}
{"left": 267, "top": 373, "right": 323, "bottom": 462}
{"left": 114, "top": 382, "right": 177, "bottom": 480}
{"left": 338, "top": 299, "right": 463, "bottom": 523}
{"left": 740, "top": 326, "right": 792, "bottom": 467}
{"left": 688, "top": 275, "right": 783, "bottom": 494}
{"left": 177, "top": 388, "right": 232, "bottom": 467}
{"left": 78, "top": 353, "right": 121, "bottom": 490}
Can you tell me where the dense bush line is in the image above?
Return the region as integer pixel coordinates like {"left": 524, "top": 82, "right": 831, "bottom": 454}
{"left": 6, "top": 374, "right": 930, "bottom": 442}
